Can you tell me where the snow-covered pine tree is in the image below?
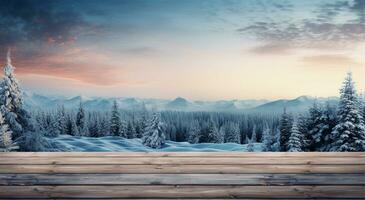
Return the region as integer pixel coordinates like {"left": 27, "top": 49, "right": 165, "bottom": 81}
{"left": 224, "top": 122, "right": 240, "bottom": 144}
{"left": 56, "top": 105, "right": 67, "bottom": 135}
{"left": 110, "top": 100, "right": 122, "bottom": 136}
{"left": 17, "top": 116, "right": 53, "bottom": 152}
{"left": 251, "top": 125, "right": 257, "bottom": 143}
{"left": 262, "top": 124, "right": 273, "bottom": 152}
{"left": 331, "top": 72, "right": 365, "bottom": 152}
{"left": 89, "top": 114, "right": 100, "bottom": 137}
{"left": 81, "top": 119, "right": 90, "bottom": 137}
{"left": 34, "top": 111, "right": 48, "bottom": 133}
{"left": 0, "top": 110, "right": 18, "bottom": 151}
{"left": 70, "top": 118, "right": 79, "bottom": 136}
{"left": 279, "top": 108, "right": 293, "bottom": 151}
{"left": 142, "top": 112, "right": 166, "bottom": 149}
{"left": 272, "top": 128, "right": 281, "bottom": 152}
{"left": 135, "top": 115, "right": 147, "bottom": 138}
{"left": 126, "top": 121, "right": 136, "bottom": 139}
{"left": 48, "top": 115, "right": 61, "bottom": 137}
{"left": 76, "top": 102, "right": 89, "bottom": 136}
{"left": 307, "top": 101, "right": 336, "bottom": 151}
{"left": 307, "top": 102, "right": 321, "bottom": 150}
{"left": 246, "top": 136, "right": 254, "bottom": 152}
{"left": 187, "top": 120, "right": 200, "bottom": 144}
{"left": 120, "top": 119, "right": 128, "bottom": 138}
{"left": 319, "top": 103, "right": 337, "bottom": 151}
{"left": 217, "top": 126, "right": 225, "bottom": 143}
{"left": 205, "top": 118, "right": 220, "bottom": 143}
{"left": 297, "top": 114, "right": 310, "bottom": 151}
{"left": 0, "top": 50, "right": 31, "bottom": 139}
{"left": 98, "top": 115, "right": 109, "bottom": 136}
{"left": 288, "top": 120, "right": 302, "bottom": 152}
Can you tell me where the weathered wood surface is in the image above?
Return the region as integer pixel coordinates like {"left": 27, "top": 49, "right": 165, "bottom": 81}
{"left": 1, "top": 164, "right": 364, "bottom": 174}
{"left": 1, "top": 156, "right": 364, "bottom": 165}
{"left": 0, "top": 186, "right": 364, "bottom": 198}
{"left": 1, "top": 152, "right": 364, "bottom": 157}
{"left": 1, "top": 173, "right": 364, "bottom": 185}
{"left": 0, "top": 152, "right": 364, "bottom": 199}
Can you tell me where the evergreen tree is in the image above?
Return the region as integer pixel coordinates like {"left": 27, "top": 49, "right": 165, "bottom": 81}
{"left": 70, "top": 118, "right": 79, "bottom": 136}
{"left": 56, "top": 105, "right": 67, "bottom": 135}
{"left": 307, "top": 102, "right": 336, "bottom": 151}
{"left": 100, "top": 115, "right": 110, "bottom": 136}
{"left": 76, "top": 102, "right": 88, "bottom": 136}
{"left": 204, "top": 118, "right": 220, "bottom": 143}
{"left": 142, "top": 113, "right": 166, "bottom": 148}
{"left": 126, "top": 121, "right": 136, "bottom": 139}
{"left": 225, "top": 122, "right": 240, "bottom": 143}
{"left": 288, "top": 120, "right": 302, "bottom": 152}
{"left": 217, "top": 126, "right": 225, "bottom": 143}
{"left": 120, "top": 119, "right": 128, "bottom": 138}
{"left": 272, "top": 128, "right": 281, "bottom": 152}
{"left": 262, "top": 124, "right": 273, "bottom": 152}
{"left": 49, "top": 115, "right": 61, "bottom": 137}
{"left": 17, "top": 117, "right": 52, "bottom": 152}
{"left": 331, "top": 72, "right": 365, "bottom": 151}
{"left": 320, "top": 103, "right": 337, "bottom": 151}
{"left": 279, "top": 108, "right": 293, "bottom": 151}
{"left": 187, "top": 120, "right": 200, "bottom": 144}
{"left": 297, "top": 114, "right": 310, "bottom": 151}
{"left": 110, "top": 100, "right": 122, "bottom": 136}
{"left": 246, "top": 136, "right": 254, "bottom": 152}
{"left": 251, "top": 125, "right": 257, "bottom": 142}
{"left": 135, "top": 114, "right": 147, "bottom": 138}
{"left": 89, "top": 115, "right": 100, "bottom": 137}
{"left": 81, "top": 119, "right": 90, "bottom": 137}
{"left": 0, "top": 51, "right": 31, "bottom": 139}
{"left": 0, "top": 111, "right": 18, "bottom": 151}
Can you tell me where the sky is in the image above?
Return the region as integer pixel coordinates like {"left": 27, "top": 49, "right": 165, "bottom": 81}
{"left": 1, "top": 0, "right": 365, "bottom": 100}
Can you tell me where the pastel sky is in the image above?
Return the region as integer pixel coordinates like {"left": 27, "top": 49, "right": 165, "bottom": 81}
{"left": 1, "top": 0, "right": 365, "bottom": 100}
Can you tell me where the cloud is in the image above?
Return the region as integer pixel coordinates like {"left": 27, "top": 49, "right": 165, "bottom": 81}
{"left": 0, "top": 47, "right": 125, "bottom": 85}
{"left": 249, "top": 43, "right": 293, "bottom": 55}
{"left": 0, "top": 0, "right": 118, "bottom": 85}
{"left": 0, "top": 0, "right": 100, "bottom": 48}
{"left": 238, "top": 0, "right": 365, "bottom": 55}
{"left": 119, "top": 47, "right": 160, "bottom": 56}
{"left": 301, "top": 54, "right": 360, "bottom": 67}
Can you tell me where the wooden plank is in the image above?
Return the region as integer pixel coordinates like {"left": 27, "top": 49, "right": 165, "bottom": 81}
{"left": 10, "top": 199, "right": 355, "bottom": 200}
{"left": 1, "top": 164, "right": 363, "bottom": 174}
{"left": 0, "top": 173, "right": 364, "bottom": 186}
{"left": 0, "top": 157, "right": 363, "bottom": 165}
{"left": 0, "top": 186, "right": 363, "bottom": 198}
{"left": 1, "top": 152, "right": 364, "bottom": 157}
{"left": 9, "top": 199, "right": 353, "bottom": 200}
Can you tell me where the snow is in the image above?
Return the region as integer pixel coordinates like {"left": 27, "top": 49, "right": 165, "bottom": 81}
{"left": 49, "top": 135, "right": 263, "bottom": 152}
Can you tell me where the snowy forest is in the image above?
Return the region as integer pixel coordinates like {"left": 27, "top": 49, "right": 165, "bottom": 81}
{"left": 0, "top": 52, "right": 365, "bottom": 152}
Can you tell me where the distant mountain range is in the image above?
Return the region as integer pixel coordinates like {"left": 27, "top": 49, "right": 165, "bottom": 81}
{"left": 23, "top": 91, "right": 339, "bottom": 113}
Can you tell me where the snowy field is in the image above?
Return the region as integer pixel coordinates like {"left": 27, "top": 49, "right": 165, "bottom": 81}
{"left": 50, "top": 135, "right": 263, "bottom": 152}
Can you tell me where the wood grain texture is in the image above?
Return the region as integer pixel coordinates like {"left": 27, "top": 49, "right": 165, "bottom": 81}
{"left": 1, "top": 173, "right": 363, "bottom": 186}
{"left": 0, "top": 186, "right": 364, "bottom": 198}
{"left": 1, "top": 164, "right": 363, "bottom": 174}
{"left": 0, "top": 152, "right": 363, "bottom": 199}
{"left": 0, "top": 152, "right": 364, "bottom": 157}
{"left": 0, "top": 156, "right": 363, "bottom": 165}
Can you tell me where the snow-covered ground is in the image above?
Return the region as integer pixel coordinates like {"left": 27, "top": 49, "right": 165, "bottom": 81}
{"left": 50, "top": 135, "right": 263, "bottom": 152}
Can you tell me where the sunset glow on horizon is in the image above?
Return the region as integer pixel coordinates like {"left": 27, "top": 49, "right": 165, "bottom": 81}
{"left": 2, "top": 0, "right": 365, "bottom": 100}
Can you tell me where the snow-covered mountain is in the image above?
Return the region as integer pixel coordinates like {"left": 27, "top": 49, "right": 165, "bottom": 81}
{"left": 23, "top": 91, "right": 338, "bottom": 113}
{"left": 249, "top": 96, "right": 338, "bottom": 113}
